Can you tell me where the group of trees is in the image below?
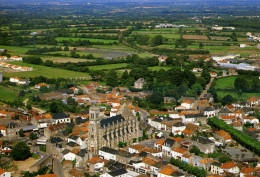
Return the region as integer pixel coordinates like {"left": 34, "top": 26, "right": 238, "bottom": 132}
{"left": 234, "top": 76, "right": 260, "bottom": 94}
{"left": 151, "top": 47, "right": 210, "bottom": 55}
{"left": 60, "top": 39, "right": 117, "bottom": 47}
{"left": 170, "top": 158, "right": 207, "bottom": 177}
{"left": 26, "top": 47, "right": 63, "bottom": 55}
{"left": 126, "top": 34, "right": 163, "bottom": 46}
{"left": 208, "top": 117, "right": 260, "bottom": 155}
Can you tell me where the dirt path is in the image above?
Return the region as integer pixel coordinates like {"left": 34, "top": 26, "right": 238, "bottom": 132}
{"left": 12, "top": 157, "right": 38, "bottom": 177}
{"left": 192, "top": 77, "right": 215, "bottom": 109}
{"left": 23, "top": 98, "right": 46, "bottom": 114}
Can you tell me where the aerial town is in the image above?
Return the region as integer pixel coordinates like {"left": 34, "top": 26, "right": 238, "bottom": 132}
{"left": 0, "top": 0, "right": 260, "bottom": 177}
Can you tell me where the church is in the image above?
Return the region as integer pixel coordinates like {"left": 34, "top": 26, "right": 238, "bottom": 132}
{"left": 87, "top": 103, "right": 141, "bottom": 153}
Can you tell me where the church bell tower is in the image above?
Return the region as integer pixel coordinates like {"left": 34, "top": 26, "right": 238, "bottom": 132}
{"left": 88, "top": 106, "right": 100, "bottom": 153}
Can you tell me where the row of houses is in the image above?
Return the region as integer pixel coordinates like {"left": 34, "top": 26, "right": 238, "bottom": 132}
{"left": 0, "top": 61, "right": 32, "bottom": 71}
{"left": 0, "top": 56, "right": 22, "bottom": 61}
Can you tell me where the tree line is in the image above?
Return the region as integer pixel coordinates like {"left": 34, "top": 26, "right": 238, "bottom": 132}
{"left": 208, "top": 117, "right": 260, "bottom": 155}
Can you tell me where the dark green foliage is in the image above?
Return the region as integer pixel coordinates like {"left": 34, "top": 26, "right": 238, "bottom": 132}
{"left": 106, "top": 70, "right": 118, "bottom": 87}
{"left": 19, "top": 129, "right": 25, "bottom": 137}
{"left": 170, "top": 158, "right": 207, "bottom": 177}
{"left": 29, "top": 132, "right": 37, "bottom": 140}
{"left": 23, "top": 56, "right": 43, "bottom": 65}
{"left": 189, "top": 145, "right": 205, "bottom": 157}
{"left": 11, "top": 142, "right": 31, "bottom": 160}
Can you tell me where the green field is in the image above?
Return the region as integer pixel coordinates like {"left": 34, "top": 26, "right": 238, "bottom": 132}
{"left": 214, "top": 76, "right": 260, "bottom": 100}
{"left": 0, "top": 86, "right": 18, "bottom": 102}
{"left": 214, "top": 76, "right": 237, "bottom": 89}
{"left": 4, "top": 62, "right": 89, "bottom": 79}
{"left": 88, "top": 63, "right": 128, "bottom": 70}
{"left": 56, "top": 37, "right": 118, "bottom": 43}
{"left": 216, "top": 91, "right": 260, "bottom": 100}
{"left": 148, "top": 66, "right": 173, "bottom": 71}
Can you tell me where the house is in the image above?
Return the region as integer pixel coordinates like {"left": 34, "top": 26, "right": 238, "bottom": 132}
{"left": 219, "top": 162, "right": 239, "bottom": 174}
{"left": 18, "top": 79, "right": 30, "bottom": 85}
{"left": 128, "top": 144, "right": 145, "bottom": 154}
{"left": 182, "top": 129, "right": 194, "bottom": 138}
{"left": 10, "top": 56, "right": 23, "bottom": 61}
{"left": 220, "top": 116, "right": 236, "bottom": 124}
{"left": 247, "top": 97, "right": 259, "bottom": 107}
{"left": 181, "top": 154, "right": 195, "bottom": 165}
{"left": 172, "top": 122, "right": 185, "bottom": 135}
{"left": 191, "top": 137, "right": 215, "bottom": 154}
{"left": 0, "top": 110, "right": 7, "bottom": 118}
{"left": 240, "top": 167, "right": 254, "bottom": 177}
{"left": 158, "top": 55, "right": 168, "bottom": 62}
{"left": 99, "top": 147, "right": 119, "bottom": 161}
{"left": 35, "top": 83, "right": 50, "bottom": 89}
{"left": 210, "top": 162, "right": 222, "bottom": 174}
{"left": 148, "top": 117, "right": 164, "bottom": 130}
{"left": 75, "top": 95, "right": 90, "bottom": 101}
{"left": 0, "top": 56, "right": 7, "bottom": 60}
{"left": 88, "top": 157, "right": 109, "bottom": 173}
{"left": 197, "top": 158, "right": 215, "bottom": 171}
{"left": 0, "top": 168, "right": 11, "bottom": 177}
{"left": 218, "top": 107, "right": 234, "bottom": 117}
{"left": 52, "top": 113, "right": 70, "bottom": 124}
{"left": 192, "top": 68, "right": 203, "bottom": 73}
{"left": 210, "top": 73, "right": 217, "bottom": 78}
{"left": 0, "top": 126, "right": 6, "bottom": 136}
{"left": 100, "top": 169, "right": 139, "bottom": 177}
{"left": 180, "top": 100, "right": 193, "bottom": 109}
{"left": 10, "top": 77, "right": 20, "bottom": 83}
{"left": 215, "top": 130, "right": 232, "bottom": 143}
{"left": 171, "top": 147, "right": 187, "bottom": 159}
{"left": 158, "top": 164, "right": 184, "bottom": 177}
{"left": 69, "top": 87, "right": 79, "bottom": 94}
{"left": 141, "top": 147, "right": 162, "bottom": 158}
{"left": 134, "top": 78, "right": 146, "bottom": 89}
{"left": 203, "top": 107, "right": 216, "bottom": 118}
{"left": 162, "top": 138, "right": 178, "bottom": 156}
{"left": 63, "top": 149, "right": 80, "bottom": 161}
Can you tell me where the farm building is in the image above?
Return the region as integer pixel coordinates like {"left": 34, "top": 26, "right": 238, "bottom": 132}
{"left": 217, "top": 63, "right": 256, "bottom": 71}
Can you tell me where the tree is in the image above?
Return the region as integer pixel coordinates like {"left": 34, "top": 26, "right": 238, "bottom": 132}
{"left": 106, "top": 70, "right": 118, "bottom": 87}
{"left": 26, "top": 104, "right": 32, "bottom": 110}
{"left": 199, "top": 42, "right": 203, "bottom": 49}
{"left": 44, "top": 60, "right": 53, "bottom": 67}
{"left": 29, "top": 132, "right": 37, "bottom": 140}
{"left": 39, "top": 86, "right": 48, "bottom": 93}
{"left": 221, "top": 95, "right": 234, "bottom": 105}
{"left": 50, "top": 102, "right": 63, "bottom": 113}
{"left": 234, "top": 77, "right": 248, "bottom": 92}
{"left": 19, "top": 129, "right": 25, "bottom": 137}
{"left": 11, "top": 142, "right": 31, "bottom": 160}
{"left": 64, "top": 46, "right": 69, "bottom": 51}
{"left": 118, "top": 141, "right": 124, "bottom": 148}
{"left": 151, "top": 35, "right": 163, "bottom": 46}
